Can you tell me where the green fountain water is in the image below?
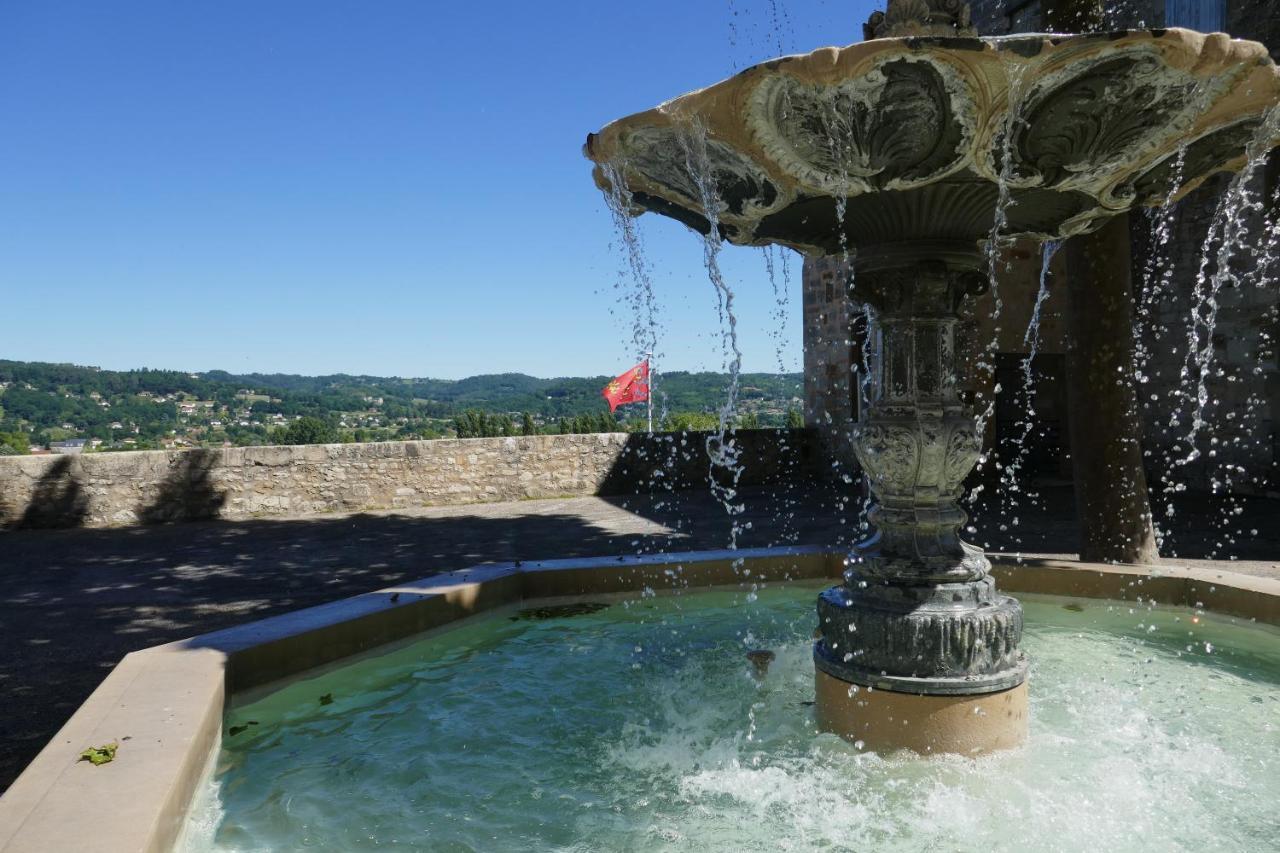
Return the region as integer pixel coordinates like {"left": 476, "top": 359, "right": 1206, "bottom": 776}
{"left": 181, "top": 584, "right": 1280, "bottom": 852}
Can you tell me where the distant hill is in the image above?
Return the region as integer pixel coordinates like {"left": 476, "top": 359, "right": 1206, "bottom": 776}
{"left": 0, "top": 359, "right": 804, "bottom": 451}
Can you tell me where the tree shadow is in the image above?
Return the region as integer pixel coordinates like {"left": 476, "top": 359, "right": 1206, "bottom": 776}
{"left": 0, "top": 496, "right": 810, "bottom": 792}
{"left": 137, "top": 449, "right": 228, "bottom": 524}
{"left": 7, "top": 457, "right": 88, "bottom": 530}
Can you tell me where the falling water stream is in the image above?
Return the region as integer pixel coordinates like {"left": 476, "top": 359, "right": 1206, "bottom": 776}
{"left": 993, "top": 239, "right": 1061, "bottom": 552}
{"left": 599, "top": 161, "right": 695, "bottom": 554}
{"left": 762, "top": 245, "right": 803, "bottom": 546}
{"left": 973, "top": 65, "right": 1028, "bottom": 452}
{"left": 678, "top": 121, "right": 750, "bottom": 562}
{"left": 1160, "top": 105, "right": 1280, "bottom": 556}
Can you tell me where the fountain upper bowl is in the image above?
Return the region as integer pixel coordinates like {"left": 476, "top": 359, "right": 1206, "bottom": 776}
{"left": 585, "top": 28, "right": 1280, "bottom": 264}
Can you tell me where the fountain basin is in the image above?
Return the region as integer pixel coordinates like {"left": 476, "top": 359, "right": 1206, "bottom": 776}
{"left": 184, "top": 582, "right": 1278, "bottom": 851}
{"left": 1, "top": 549, "right": 1277, "bottom": 852}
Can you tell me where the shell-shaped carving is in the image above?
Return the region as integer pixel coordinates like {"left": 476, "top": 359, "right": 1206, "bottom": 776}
{"left": 1114, "top": 116, "right": 1265, "bottom": 206}
{"left": 1008, "top": 48, "right": 1239, "bottom": 195}
{"left": 747, "top": 55, "right": 975, "bottom": 195}
{"left": 585, "top": 29, "right": 1280, "bottom": 256}
{"left": 854, "top": 418, "right": 978, "bottom": 502}
{"left": 852, "top": 423, "right": 921, "bottom": 499}
{"left": 942, "top": 421, "right": 981, "bottom": 493}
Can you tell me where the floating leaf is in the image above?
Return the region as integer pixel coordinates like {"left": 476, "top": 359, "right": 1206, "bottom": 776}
{"left": 228, "top": 721, "right": 259, "bottom": 737}
{"left": 1063, "top": 603, "right": 1085, "bottom": 612}
{"left": 319, "top": 693, "right": 334, "bottom": 706}
{"left": 79, "top": 743, "right": 118, "bottom": 766}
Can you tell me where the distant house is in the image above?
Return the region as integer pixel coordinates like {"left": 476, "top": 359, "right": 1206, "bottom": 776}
{"left": 50, "top": 439, "right": 88, "bottom": 455}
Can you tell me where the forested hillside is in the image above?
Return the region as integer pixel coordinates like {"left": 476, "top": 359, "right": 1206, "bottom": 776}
{"left": 0, "top": 360, "right": 803, "bottom": 452}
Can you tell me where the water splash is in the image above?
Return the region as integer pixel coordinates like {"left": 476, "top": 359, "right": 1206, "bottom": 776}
{"left": 678, "top": 121, "right": 747, "bottom": 554}
{"left": 762, "top": 245, "right": 802, "bottom": 545}
{"left": 600, "top": 162, "right": 662, "bottom": 376}
{"left": 1164, "top": 105, "right": 1280, "bottom": 532}
{"left": 727, "top": 0, "right": 795, "bottom": 71}
{"left": 1133, "top": 146, "right": 1187, "bottom": 393}
{"left": 600, "top": 162, "right": 689, "bottom": 551}
{"left": 974, "top": 66, "right": 1029, "bottom": 449}
{"left": 995, "top": 239, "right": 1061, "bottom": 543}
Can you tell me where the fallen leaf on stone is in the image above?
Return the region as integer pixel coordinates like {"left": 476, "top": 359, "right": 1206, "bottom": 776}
{"left": 79, "top": 743, "right": 118, "bottom": 766}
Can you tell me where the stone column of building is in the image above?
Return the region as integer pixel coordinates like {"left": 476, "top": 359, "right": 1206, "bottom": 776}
{"left": 801, "top": 256, "right": 860, "bottom": 480}
{"left": 1063, "top": 215, "right": 1161, "bottom": 563}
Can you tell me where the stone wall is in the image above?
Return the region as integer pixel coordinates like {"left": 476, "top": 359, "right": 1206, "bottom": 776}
{"left": 0, "top": 430, "right": 816, "bottom": 530}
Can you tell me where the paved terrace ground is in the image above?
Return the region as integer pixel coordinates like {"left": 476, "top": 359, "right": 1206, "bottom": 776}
{"left": 2, "top": 483, "right": 1278, "bottom": 793}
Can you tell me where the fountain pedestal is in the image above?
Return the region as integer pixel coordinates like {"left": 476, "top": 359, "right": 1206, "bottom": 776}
{"left": 812, "top": 259, "right": 1028, "bottom": 753}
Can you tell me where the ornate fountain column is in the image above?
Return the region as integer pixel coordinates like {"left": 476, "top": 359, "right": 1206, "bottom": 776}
{"left": 812, "top": 259, "right": 1029, "bottom": 753}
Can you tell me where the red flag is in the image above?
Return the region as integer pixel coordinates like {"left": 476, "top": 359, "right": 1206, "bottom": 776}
{"left": 602, "top": 360, "right": 650, "bottom": 413}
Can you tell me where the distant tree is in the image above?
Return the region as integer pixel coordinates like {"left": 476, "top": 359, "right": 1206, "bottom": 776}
{"left": 738, "top": 412, "right": 760, "bottom": 430}
{"left": 37, "top": 426, "right": 75, "bottom": 445}
{"left": 453, "top": 410, "right": 479, "bottom": 438}
{"left": 663, "top": 412, "right": 718, "bottom": 431}
{"left": 280, "top": 416, "right": 336, "bottom": 445}
{"left": 0, "top": 431, "right": 30, "bottom": 454}
{"left": 521, "top": 412, "right": 535, "bottom": 436}
{"left": 786, "top": 408, "right": 805, "bottom": 429}
{"left": 453, "top": 409, "right": 519, "bottom": 438}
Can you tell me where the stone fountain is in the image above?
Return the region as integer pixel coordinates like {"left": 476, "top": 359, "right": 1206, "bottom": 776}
{"left": 585, "top": 0, "right": 1280, "bottom": 753}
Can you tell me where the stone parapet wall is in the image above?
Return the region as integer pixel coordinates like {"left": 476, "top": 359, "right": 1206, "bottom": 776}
{"left": 0, "top": 430, "right": 815, "bottom": 530}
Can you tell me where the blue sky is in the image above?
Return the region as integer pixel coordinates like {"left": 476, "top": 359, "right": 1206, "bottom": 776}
{"left": 0, "top": 1, "right": 876, "bottom": 379}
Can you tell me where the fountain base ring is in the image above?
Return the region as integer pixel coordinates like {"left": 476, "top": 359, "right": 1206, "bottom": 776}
{"left": 814, "top": 667, "right": 1029, "bottom": 754}
{"left": 814, "top": 640, "right": 1029, "bottom": 696}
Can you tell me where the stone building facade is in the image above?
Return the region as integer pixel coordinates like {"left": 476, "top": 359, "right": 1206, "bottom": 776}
{"left": 801, "top": 0, "right": 1280, "bottom": 495}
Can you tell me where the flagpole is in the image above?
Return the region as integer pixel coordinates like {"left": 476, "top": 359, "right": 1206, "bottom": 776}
{"left": 644, "top": 351, "right": 653, "bottom": 433}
